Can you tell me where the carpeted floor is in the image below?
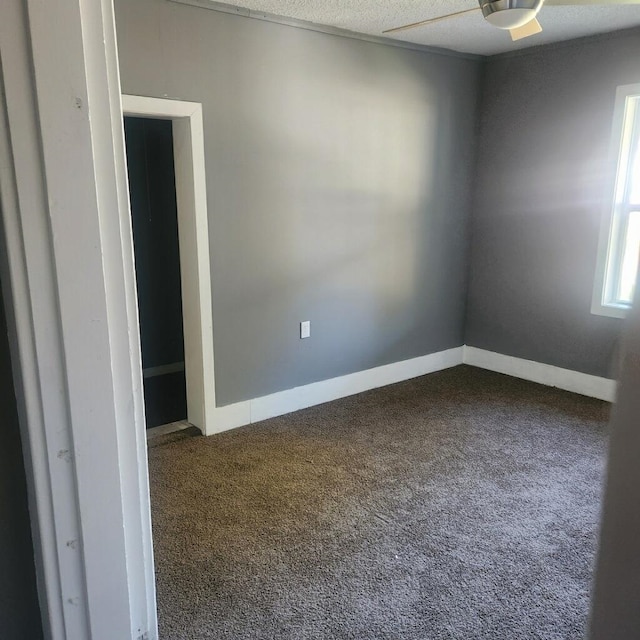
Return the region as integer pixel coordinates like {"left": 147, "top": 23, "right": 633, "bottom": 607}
{"left": 148, "top": 365, "right": 610, "bottom": 640}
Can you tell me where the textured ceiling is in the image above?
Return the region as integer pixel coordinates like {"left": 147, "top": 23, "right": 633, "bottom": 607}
{"left": 203, "top": 0, "right": 640, "bottom": 55}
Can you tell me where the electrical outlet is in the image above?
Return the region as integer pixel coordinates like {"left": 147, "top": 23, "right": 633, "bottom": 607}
{"left": 300, "top": 321, "right": 311, "bottom": 339}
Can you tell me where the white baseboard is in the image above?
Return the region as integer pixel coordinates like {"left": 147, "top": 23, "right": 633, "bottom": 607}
{"left": 463, "top": 346, "right": 617, "bottom": 403}
{"left": 206, "top": 346, "right": 464, "bottom": 435}
{"left": 203, "top": 344, "right": 616, "bottom": 436}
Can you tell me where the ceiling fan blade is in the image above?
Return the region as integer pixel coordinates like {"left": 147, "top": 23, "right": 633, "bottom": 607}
{"left": 383, "top": 7, "right": 480, "bottom": 34}
{"left": 509, "top": 17, "right": 543, "bottom": 40}
{"left": 545, "top": 0, "right": 640, "bottom": 5}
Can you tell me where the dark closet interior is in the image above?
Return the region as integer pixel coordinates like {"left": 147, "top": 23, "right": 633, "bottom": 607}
{"left": 124, "top": 116, "right": 187, "bottom": 429}
{"left": 0, "top": 279, "right": 43, "bottom": 640}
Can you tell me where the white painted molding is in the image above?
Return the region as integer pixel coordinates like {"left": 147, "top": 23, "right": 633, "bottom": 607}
{"left": 198, "top": 344, "right": 617, "bottom": 439}
{"left": 203, "top": 344, "right": 617, "bottom": 438}
{"left": 207, "top": 346, "right": 464, "bottom": 434}
{"left": 0, "top": 2, "right": 157, "bottom": 638}
{"left": 122, "top": 94, "right": 216, "bottom": 439}
{"left": 463, "top": 346, "right": 617, "bottom": 402}
{"left": 122, "top": 94, "right": 202, "bottom": 119}
{"left": 591, "top": 83, "right": 640, "bottom": 321}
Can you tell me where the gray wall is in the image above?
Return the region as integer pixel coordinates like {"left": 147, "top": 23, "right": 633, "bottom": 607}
{"left": 466, "top": 29, "right": 640, "bottom": 378}
{"left": 0, "top": 285, "right": 42, "bottom": 639}
{"left": 114, "top": 0, "right": 482, "bottom": 405}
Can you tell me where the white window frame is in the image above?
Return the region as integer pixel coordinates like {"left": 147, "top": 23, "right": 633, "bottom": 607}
{"left": 593, "top": 83, "right": 640, "bottom": 319}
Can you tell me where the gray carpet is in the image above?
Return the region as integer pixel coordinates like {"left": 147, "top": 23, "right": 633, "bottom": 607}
{"left": 148, "top": 365, "right": 610, "bottom": 639}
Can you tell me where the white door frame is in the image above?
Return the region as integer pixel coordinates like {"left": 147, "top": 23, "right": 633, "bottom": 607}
{"left": 122, "top": 95, "right": 216, "bottom": 436}
{"left": 0, "top": 0, "right": 157, "bottom": 637}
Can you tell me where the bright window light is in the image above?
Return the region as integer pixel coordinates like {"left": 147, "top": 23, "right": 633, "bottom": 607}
{"left": 593, "top": 84, "right": 640, "bottom": 318}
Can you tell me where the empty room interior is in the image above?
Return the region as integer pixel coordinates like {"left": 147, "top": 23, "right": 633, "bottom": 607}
{"left": 2, "top": 0, "right": 640, "bottom": 639}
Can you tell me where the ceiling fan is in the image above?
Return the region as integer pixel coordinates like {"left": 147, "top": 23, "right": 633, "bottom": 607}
{"left": 384, "top": 0, "right": 640, "bottom": 42}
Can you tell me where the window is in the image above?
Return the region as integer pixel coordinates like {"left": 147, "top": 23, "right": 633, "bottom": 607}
{"left": 593, "top": 83, "right": 640, "bottom": 318}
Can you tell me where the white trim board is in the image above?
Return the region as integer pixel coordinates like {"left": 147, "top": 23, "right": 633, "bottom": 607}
{"left": 1, "top": 2, "right": 158, "bottom": 638}
{"left": 205, "top": 345, "right": 616, "bottom": 437}
{"left": 463, "top": 346, "right": 617, "bottom": 403}
{"left": 122, "top": 94, "right": 216, "bottom": 438}
{"left": 207, "top": 346, "right": 465, "bottom": 434}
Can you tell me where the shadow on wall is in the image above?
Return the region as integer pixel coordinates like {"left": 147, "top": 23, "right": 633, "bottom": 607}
{"left": 114, "top": 0, "right": 481, "bottom": 404}
{"left": 207, "top": 34, "right": 476, "bottom": 401}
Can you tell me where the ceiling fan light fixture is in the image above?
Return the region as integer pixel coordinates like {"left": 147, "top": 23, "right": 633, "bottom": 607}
{"left": 480, "top": 0, "right": 545, "bottom": 30}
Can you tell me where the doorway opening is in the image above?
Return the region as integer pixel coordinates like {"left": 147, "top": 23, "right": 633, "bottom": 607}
{"left": 125, "top": 116, "right": 186, "bottom": 429}
{"left": 122, "top": 95, "right": 216, "bottom": 436}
